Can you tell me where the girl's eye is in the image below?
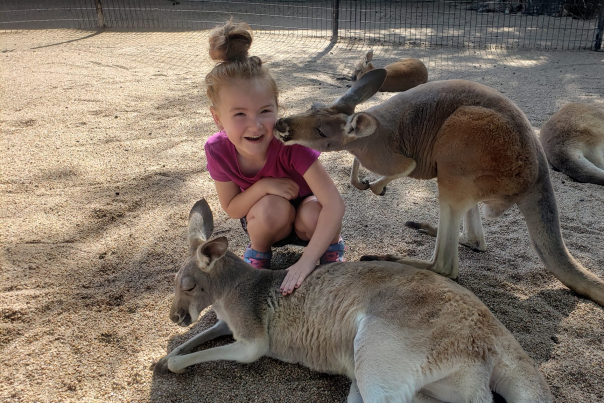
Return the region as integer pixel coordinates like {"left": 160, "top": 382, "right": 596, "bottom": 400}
{"left": 316, "top": 128, "right": 327, "bottom": 138}
{"left": 261, "top": 109, "right": 272, "bottom": 114}
{"left": 234, "top": 112, "right": 245, "bottom": 117}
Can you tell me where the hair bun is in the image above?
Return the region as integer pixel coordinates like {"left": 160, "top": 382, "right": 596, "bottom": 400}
{"left": 208, "top": 20, "right": 253, "bottom": 63}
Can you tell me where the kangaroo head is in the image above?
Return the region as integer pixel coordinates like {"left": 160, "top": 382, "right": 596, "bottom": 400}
{"left": 169, "top": 199, "right": 228, "bottom": 327}
{"left": 274, "top": 68, "right": 386, "bottom": 151}
{"left": 352, "top": 50, "right": 375, "bottom": 82}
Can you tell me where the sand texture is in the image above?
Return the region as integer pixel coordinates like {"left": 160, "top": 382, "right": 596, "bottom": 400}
{"left": 1, "top": 29, "right": 603, "bottom": 402}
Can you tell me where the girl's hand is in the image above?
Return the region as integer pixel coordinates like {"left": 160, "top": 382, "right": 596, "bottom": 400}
{"left": 280, "top": 260, "right": 316, "bottom": 295}
{"left": 260, "top": 177, "right": 299, "bottom": 200}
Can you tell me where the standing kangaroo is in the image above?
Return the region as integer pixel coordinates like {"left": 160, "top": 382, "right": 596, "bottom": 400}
{"left": 154, "top": 198, "right": 553, "bottom": 403}
{"left": 539, "top": 103, "right": 604, "bottom": 185}
{"left": 352, "top": 50, "right": 428, "bottom": 92}
{"left": 273, "top": 68, "right": 604, "bottom": 307}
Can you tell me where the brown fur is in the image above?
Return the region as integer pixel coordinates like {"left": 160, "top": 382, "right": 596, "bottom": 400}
{"left": 273, "top": 69, "right": 604, "bottom": 307}
{"left": 352, "top": 50, "right": 428, "bottom": 92}
{"left": 154, "top": 199, "right": 553, "bottom": 403}
{"left": 539, "top": 103, "right": 604, "bottom": 185}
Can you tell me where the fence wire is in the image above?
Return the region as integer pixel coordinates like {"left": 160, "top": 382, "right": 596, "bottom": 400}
{"left": 1, "top": 0, "right": 603, "bottom": 50}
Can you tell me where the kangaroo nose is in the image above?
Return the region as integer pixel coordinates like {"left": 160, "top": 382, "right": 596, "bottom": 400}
{"left": 275, "top": 119, "right": 287, "bottom": 133}
{"left": 170, "top": 308, "right": 191, "bottom": 326}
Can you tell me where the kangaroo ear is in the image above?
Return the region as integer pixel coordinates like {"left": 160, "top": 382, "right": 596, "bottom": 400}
{"left": 188, "top": 198, "right": 214, "bottom": 250}
{"left": 332, "top": 68, "right": 386, "bottom": 114}
{"left": 196, "top": 237, "right": 228, "bottom": 272}
{"left": 365, "top": 50, "right": 374, "bottom": 64}
{"left": 344, "top": 112, "right": 379, "bottom": 142}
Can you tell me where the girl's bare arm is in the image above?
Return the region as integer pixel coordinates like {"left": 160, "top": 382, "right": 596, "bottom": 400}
{"left": 280, "top": 160, "right": 345, "bottom": 294}
{"left": 214, "top": 178, "right": 299, "bottom": 219}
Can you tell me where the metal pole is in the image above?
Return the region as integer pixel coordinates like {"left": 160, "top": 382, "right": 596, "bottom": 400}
{"left": 331, "top": 0, "right": 340, "bottom": 43}
{"left": 95, "top": 0, "right": 105, "bottom": 28}
{"left": 595, "top": 3, "right": 604, "bottom": 50}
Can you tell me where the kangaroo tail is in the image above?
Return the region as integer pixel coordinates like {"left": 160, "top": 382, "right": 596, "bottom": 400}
{"left": 552, "top": 152, "right": 604, "bottom": 185}
{"left": 491, "top": 338, "right": 553, "bottom": 402}
{"left": 517, "top": 152, "right": 604, "bottom": 306}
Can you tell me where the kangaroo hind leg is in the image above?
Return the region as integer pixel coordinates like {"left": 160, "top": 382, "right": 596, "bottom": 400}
{"left": 354, "top": 316, "right": 426, "bottom": 403}
{"left": 406, "top": 204, "right": 486, "bottom": 252}
{"left": 363, "top": 200, "right": 470, "bottom": 279}
{"left": 422, "top": 362, "right": 493, "bottom": 403}
{"left": 459, "top": 204, "right": 486, "bottom": 252}
{"left": 405, "top": 205, "right": 487, "bottom": 252}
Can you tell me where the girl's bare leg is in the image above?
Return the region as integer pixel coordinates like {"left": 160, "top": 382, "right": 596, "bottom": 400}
{"left": 246, "top": 195, "right": 295, "bottom": 252}
{"left": 294, "top": 196, "right": 341, "bottom": 244}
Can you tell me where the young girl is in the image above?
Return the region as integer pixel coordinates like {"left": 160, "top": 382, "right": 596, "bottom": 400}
{"left": 203, "top": 20, "right": 346, "bottom": 296}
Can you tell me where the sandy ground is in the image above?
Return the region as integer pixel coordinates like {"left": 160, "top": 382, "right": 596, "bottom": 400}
{"left": 1, "top": 28, "right": 603, "bottom": 402}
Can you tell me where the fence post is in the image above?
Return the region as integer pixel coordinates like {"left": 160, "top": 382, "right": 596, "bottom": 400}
{"left": 331, "top": 0, "right": 340, "bottom": 43}
{"left": 95, "top": 0, "right": 105, "bottom": 28}
{"left": 594, "top": 3, "right": 604, "bottom": 50}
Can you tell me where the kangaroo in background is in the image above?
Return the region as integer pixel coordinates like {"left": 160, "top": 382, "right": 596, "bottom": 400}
{"left": 352, "top": 50, "right": 428, "bottom": 92}
{"left": 273, "top": 68, "right": 604, "bottom": 307}
{"left": 539, "top": 103, "right": 604, "bottom": 185}
{"left": 154, "top": 198, "right": 553, "bottom": 403}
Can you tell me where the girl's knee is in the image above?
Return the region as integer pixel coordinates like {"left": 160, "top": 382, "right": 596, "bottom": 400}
{"left": 249, "top": 195, "right": 294, "bottom": 229}
{"left": 295, "top": 198, "right": 322, "bottom": 233}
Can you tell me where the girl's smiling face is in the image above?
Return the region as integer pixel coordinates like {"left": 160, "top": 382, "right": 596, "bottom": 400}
{"left": 210, "top": 78, "right": 278, "bottom": 162}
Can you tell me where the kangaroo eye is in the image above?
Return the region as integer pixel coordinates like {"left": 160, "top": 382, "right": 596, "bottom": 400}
{"left": 181, "top": 277, "right": 196, "bottom": 292}
{"left": 316, "top": 128, "right": 327, "bottom": 138}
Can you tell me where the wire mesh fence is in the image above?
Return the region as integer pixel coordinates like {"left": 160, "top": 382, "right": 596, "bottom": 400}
{"left": 1, "top": 0, "right": 603, "bottom": 50}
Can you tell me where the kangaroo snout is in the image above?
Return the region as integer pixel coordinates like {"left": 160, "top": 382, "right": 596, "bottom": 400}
{"left": 170, "top": 308, "right": 191, "bottom": 327}
{"left": 273, "top": 119, "right": 291, "bottom": 142}
{"left": 274, "top": 119, "right": 288, "bottom": 133}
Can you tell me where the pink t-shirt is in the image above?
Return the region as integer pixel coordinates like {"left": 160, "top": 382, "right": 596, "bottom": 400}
{"left": 205, "top": 131, "right": 320, "bottom": 199}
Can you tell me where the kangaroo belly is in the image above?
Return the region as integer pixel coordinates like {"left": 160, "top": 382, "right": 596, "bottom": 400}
{"left": 266, "top": 311, "right": 357, "bottom": 377}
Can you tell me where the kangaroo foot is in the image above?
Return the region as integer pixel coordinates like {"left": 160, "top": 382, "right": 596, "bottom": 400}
{"left": 352, "top": 179, "right": 370, "bottom": 191}
{"left": 370, "top": 184, "right": 387, "bottom": 196}
{"left": 405, "top": 221, "right": 437, "bottom": 237}
{"left": 153, "top": 355, "right": 173, "bottom": 376}
{"left": 406, "top": 221, "right": 486, "bottom": 252}
{"left": 459, "top": 237, "right": 487, "bottom": 252}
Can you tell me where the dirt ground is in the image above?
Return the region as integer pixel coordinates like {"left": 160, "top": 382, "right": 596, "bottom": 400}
{"left": 1, "top": 28, "right": 603, "bottom": 402}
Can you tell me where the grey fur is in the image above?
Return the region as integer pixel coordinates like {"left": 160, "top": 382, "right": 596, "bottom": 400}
{"left": 154, "top": 199, "right": 553, "bottom": 403}
{"left": 273, "top": 69, "right": 604, "bottom": 307}
{"left": 539, "top": 103, "right": 604, "bottom": 185}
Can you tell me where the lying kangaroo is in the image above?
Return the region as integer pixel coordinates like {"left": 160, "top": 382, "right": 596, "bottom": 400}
{"left": 154, "top": 198, "right": 553, "bottom": 403}
{"left": 539, "top": 103, "right": 604, "bottom": 185}
{"left": 352, "top": 50, "right": 428, "bottom": 92}
{"left": 273, "top": 68, "right": 604, "bottom": 307}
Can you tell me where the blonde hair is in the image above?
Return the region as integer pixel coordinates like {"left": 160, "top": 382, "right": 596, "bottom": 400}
{"left": 205, "top": 20, "right": 279, "bottom": 107}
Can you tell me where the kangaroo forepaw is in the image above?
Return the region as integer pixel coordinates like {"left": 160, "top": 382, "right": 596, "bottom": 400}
{"left": 167, "top": 356, "right": 191, "bottom": 374}
{"left": 352, "top": 179, "right": 370, "bottom": 191}
{"left": 370, "top": 185, "right": 387, "bottom": 196}
{"left": 153, "top": 356, "right": 172, "bottom": 376}
{"left": 360, "top": 254, "right": 398, "bottom": 262}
